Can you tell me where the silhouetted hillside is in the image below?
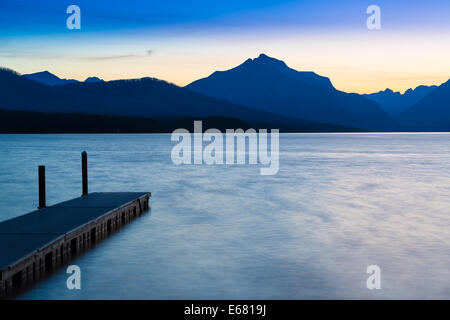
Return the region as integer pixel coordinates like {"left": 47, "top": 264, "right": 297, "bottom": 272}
{"left": 0, "top": 109, "right": 255, "bottom": 133}
{"left": 0, "top": 68, "right": 357, "bottom": 132}
{"left": 364, "top": 85, "right": 437, "bottom": 116}
{"left": 0, "top": 109, "right": 358, "bottom": 133}
{"left": 23, "top": 71, "right": 79, "bottom": 86}
{"left": 186, "top": 54, "right": 396, "bottom": 130}
{"left": 397, "top": 79, "right": 450, "bottom": 130}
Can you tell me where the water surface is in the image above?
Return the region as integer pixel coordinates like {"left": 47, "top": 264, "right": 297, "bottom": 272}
{"left": 0, "top": 133, "right": 449, "bottom": 299}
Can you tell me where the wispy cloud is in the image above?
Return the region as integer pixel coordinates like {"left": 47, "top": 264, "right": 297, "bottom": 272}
{"left": 0, "top": 50, "right": 59, "bottom": 59}
{"left": 80, "top": 50, "right": 153, "bottom": 61}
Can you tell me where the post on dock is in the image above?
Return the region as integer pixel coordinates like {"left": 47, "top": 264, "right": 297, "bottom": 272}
{"left": 82, "top": 151, "right": 88, "bottom": 196}
{"left": 38, "top": 165, "right": 46, "bottom": 209}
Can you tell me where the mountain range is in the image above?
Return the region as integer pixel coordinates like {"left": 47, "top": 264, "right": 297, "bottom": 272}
{"left": 0, "top": 67, "right": 352, "bottom": 132}
{"left": 363, "top": 85, "right": 437, "bottom": 116}
{"left": 1, "top": 54, "right": 449, "bottom": 132}
{"left": 398, "top": 79, "right": 450, "bottom": 130}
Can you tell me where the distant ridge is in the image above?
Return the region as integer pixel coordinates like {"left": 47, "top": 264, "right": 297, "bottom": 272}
{"left": 0, "top": 109, "right": 255, "bottom": 133}
{"left": 186, "top": 54, "right": 395, "bottom": 130}
{"left": 23, "top": 71, "right": 79, "bottom": 86}
{"left": 23, "top": 71, "right": 106, "bottom": 85}
{"left": 364, "top": 85, "right": 437, "bottom": 116}
{"left": 397, "top": 79, "right": 450, "bottom": 130}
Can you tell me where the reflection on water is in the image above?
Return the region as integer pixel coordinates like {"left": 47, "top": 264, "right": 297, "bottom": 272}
{"left": 0, "top": 133, "right": 449, "bottom": 299}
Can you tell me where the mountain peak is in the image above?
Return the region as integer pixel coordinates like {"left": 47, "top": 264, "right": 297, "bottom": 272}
{"left": 256, "top": 53, "right": 273, "bottom": 60}
{"left": 251, "top": 53, "right": 287, "bottom": 67}
{"left": 84, "top": 76, "right": 104, "bottom": 83}
{"left": 32, "top": 71, "right": 58, "bottom": 78}
{"left": 23, "top": 71, "right": 79, "bottom": 86}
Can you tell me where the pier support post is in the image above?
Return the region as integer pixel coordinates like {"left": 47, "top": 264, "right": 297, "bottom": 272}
{"left": 5, "top": 279, "right": 12, "bottom": 292}
{"left": 34, "top": 262, "right": 40, "bottom": 279}
{"left": 0, "top": 272, "right": 5, "bottom": 296}
{"left": 39, "top": 258, "right": 45, "bottom": 274}
{"left": 38, "top": 166, "right": 46, "bottom": 209}
{"left": 82, "top": 151, "right": 88, "bottom": 196}
{"left": 0, "top": 280, "right": 5, "bottom": 297}
{"left": 21, "top": 269, "right": 27, "bottom": 286}
{"left": 28, "top": 265, "right": 34, "bottom": 282}
{"left": 61, "top": 244, "right": 67, "bottom": 263}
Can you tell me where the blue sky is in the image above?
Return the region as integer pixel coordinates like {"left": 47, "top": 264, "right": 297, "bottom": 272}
{"left": 1, "top": 0, "right": 449, "bottom": 33}
{"left": 1, "top": 0, "right": 449, "bottom": 93}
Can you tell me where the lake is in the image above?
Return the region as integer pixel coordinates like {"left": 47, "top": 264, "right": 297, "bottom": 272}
{"left": 0, "top": 133, "right": 449, "bottom": 299}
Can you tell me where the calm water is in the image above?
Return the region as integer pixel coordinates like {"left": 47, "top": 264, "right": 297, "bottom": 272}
{"left": 0, "top": 133, "right": 449, "bottom": 299}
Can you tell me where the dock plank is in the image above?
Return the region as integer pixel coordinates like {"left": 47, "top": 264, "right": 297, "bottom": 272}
{"left": 53, "top": 192, "right": 149, "bottom": 208}
{"left": 0, "top": 234, "right": 61, "bottom": 270}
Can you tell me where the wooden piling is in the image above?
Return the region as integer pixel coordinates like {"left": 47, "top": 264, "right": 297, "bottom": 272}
{"left": 82, "top": 151, "right": 88, "bottom": 196}
{"left": 38, "top": 166, "right": 46, "bottom": 209}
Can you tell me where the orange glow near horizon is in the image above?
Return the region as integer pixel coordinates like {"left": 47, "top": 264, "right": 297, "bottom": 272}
{"left": 2, "top": 29, "right": 449, "bottom": 94}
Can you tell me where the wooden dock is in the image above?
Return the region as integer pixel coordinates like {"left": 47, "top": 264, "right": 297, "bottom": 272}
{"left": 0, "top": 153, "right": 151, "bottom": 298}
{"left": 0, "top": 192, "right": 150, "bottom": 297}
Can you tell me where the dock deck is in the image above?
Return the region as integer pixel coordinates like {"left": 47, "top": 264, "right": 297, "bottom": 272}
{"left": 0, "top": 191, "right": 151, "bottom": 297}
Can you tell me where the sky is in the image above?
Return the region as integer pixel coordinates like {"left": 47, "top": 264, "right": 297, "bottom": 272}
{"left": 0, "top": 0, "right": 449, "bottom": 93}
